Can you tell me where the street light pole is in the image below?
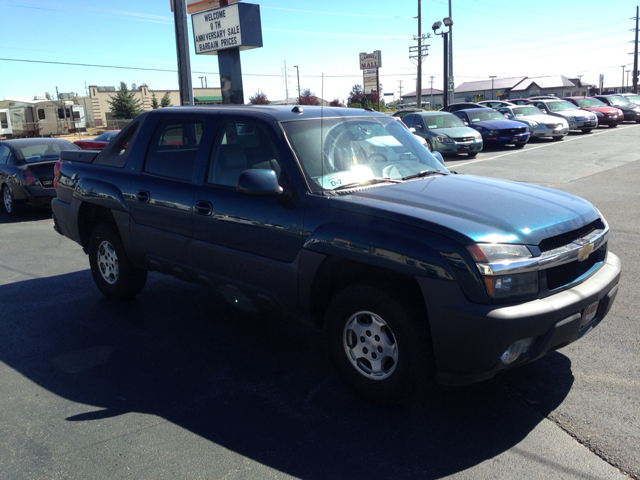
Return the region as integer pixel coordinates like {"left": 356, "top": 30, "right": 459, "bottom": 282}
{"left": 294, "top": 65, "right": 301, "bottom": 103}
{"left": 489, "top": 76, "right": 497, "bottom": 100}
{"left": 622, "top": 65, "right": 626, "bottom": 93}
{"left": 432, "top": 17, "right": 453, "bottom": 110}
{"left": 417, "top": 0, "right": 422, "bottom": 109}
{"left": 448, "top": 0, "right": 453, "bottom": 107}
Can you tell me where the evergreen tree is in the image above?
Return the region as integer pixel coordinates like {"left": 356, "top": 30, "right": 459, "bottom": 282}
{"left": 161, "top": 92, "right": 172, "bottom": 108}
{"left": 151, "top": 91, "right": 160, "bottom": 109}
{"left": 106, "top": 81, "right": 144, "bottom": 119}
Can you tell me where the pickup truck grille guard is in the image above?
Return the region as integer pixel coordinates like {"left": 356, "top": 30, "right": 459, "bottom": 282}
{"left": 475, "top": 225, "right": 609, "bottom": 288}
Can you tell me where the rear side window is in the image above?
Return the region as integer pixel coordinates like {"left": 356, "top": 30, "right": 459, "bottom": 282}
{"left": 143, "top": 118, "right": 204, "bottom": 181}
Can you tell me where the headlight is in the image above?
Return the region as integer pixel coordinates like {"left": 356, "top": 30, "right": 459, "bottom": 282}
{"left": 436, "top": 135, "right": 454, "bottom": 144}
{"left": 528, "top": 121, "right": 539, "bottom": 126}
{"left": 595, "top": 111, "right": 604, "bottom": 117}
{"left": 467, "top": 244, "right": 539, "bottom": 299}
{"left": 566, "top": 116, "right": 574, "bottom": 121}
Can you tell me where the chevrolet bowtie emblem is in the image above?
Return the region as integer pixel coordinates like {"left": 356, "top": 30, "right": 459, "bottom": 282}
{"left": 577, "top": 242, "right": 594, "bottom": 261}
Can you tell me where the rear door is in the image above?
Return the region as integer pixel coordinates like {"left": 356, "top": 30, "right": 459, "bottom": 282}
{"left": 128, "top": 115, "right": 210, "bottom": 277}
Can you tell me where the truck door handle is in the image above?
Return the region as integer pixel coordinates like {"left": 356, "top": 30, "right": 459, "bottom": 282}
{"left": 195, "top": 200, "right": 213, "bottom": 216}
{"left": 136, "top": 190, "right": 150, "bottom": 203}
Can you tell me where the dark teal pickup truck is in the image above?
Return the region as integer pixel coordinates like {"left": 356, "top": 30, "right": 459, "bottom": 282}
{"left": 52, "top": 105, "right": 621, "bottom": 404}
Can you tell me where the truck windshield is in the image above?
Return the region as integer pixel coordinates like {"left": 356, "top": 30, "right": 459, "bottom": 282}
{"left": 281, "top": 116, "right": 448, "bottom": 191}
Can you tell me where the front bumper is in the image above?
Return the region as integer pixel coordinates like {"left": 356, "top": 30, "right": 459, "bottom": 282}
{"left": 568, "top": 118, "right": 598, "bottom": 130}
{"left": 622, "top": 110, "right": 640, "bottom": 122}
{"left": 418, "top": 251, "right": 621, "bottom": 386}
{"left": 485, "top": 132, "right": 530, "bottom": 146}
{"left": 436, "top": 141, "right": 483, "bottom": 155}
{"left": 530, "top": 125, "right": 569, "bottom": 138}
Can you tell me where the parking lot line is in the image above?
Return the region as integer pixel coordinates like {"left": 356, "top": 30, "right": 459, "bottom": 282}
{"left": 455, "top": 124, "right": 640, "bottom": 167}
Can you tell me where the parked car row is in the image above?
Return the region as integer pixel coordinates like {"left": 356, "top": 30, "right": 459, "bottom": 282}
{"left": 0, "top": 130, "right": 120, "bottom": 215}
{"left": 392, "top": 94, "right": 639, "bottom": 157}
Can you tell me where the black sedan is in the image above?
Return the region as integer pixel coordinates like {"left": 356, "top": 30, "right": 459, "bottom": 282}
{"left": 0, "top": 138, "right": 79, "bottom": 215}
{"left": 593, "top": 95, "right": 640, "bottom": 123}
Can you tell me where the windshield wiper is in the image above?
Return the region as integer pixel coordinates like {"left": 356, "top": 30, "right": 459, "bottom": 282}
{"left": 331, "top": 178, "right": 399, "bottom": 191}
{"left": 401, "top": 170, "right": 447, "bottom": 181}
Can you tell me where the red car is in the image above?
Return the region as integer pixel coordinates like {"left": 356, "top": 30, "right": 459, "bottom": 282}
{"left": 562, "top": 97, "right": 623, "bottom": 128}
{"left": 73, "top": 130, "right": 120, "bottom": 150}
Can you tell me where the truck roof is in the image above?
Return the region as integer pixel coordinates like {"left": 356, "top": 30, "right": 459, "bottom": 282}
{"left": 157, "top": 104, "right": 385, "bottom": 122}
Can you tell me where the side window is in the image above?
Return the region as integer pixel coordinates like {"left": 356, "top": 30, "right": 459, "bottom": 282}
{"left": 65, "top": 108, "right": 71, "bottom": 118}
{"left": 207, "top": 121, "right": 282, "bottom": 187}
{"left": 143, "top": 118, "right": 204, "bottom": 181}
{"left": 58, "top": 108, "right": 65, "bottom": 119}
{"left": 0, "top": 145, "right": 10, "bottom": 165}
{"left": 38, "top": 109, "right": 46, "bottom": 120}
{"left": 403, "top": 115, "right": 415, "bottom": 128}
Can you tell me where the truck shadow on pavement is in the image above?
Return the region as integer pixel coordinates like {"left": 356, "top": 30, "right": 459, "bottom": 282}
{"left": 0, "top": 270, "right": 575, "bottom": 479}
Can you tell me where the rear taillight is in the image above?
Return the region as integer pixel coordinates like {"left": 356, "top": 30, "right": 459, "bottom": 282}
{"left": 53, "top": 159, "right": 62, "bottom": 190}
{"left": 23, "top": 169, "right": 37, "bottom": 186}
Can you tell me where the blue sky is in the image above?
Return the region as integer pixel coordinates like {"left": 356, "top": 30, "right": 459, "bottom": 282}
{"left": 1, "top": 0, "right": 638, "bottom": 104}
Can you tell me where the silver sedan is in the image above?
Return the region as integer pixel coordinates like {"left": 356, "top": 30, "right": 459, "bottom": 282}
{"left": 497, "top": 105, "right": 569, "bottom": 140}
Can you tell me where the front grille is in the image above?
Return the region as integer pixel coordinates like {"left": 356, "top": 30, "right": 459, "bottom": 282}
{"left": 499, "top": 127, "right": 526, "bottom": 135}
{"left": 546, "top": 253, "right": 598, "bottom": 290}
{"left": 545, "top": 123, "right": 561, "bottom": 128}
{"left": 538, "top": 219, "right": 602, "bottom": 253}
{"left": 452, "top": 136, "right": 475, "bottom": 142}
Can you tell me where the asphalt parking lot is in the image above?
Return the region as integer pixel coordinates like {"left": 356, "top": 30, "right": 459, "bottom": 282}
{"left": 1, "top": 124, "right": 638, "bottom": 479}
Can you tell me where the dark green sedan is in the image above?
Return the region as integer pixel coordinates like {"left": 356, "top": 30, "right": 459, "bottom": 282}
{"left": 401, "top": 111, "right": 483, "bottom": 157}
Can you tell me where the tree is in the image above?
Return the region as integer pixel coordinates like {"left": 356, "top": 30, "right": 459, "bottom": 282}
{"left": 298, "top": 88, "right": 320, "bottom": 106}
{"left": 106, "top": 81, "right": 143, "bottom": 119}
{"left": 347, "top": 84, "right": 380, "bottom": 110}
{"left": 151, "top": 91, "right": 160, "bottom": 109}
{"left": 160, "top": 92, "right": 172, "bottom": 108}
{"left": 249, "top": 91, "right": 270, "bottom": 105}
{"left": 329, "top": 99, "right": 345, "bottom": 107}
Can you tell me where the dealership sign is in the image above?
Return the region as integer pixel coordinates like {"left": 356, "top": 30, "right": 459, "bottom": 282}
{"left": 192, "top": 2, "right": 262, "bottom": 55}
{"left": 359, "top": 51, "right": 382, "bottom": 70}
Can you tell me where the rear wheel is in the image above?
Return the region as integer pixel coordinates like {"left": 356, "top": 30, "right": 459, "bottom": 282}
{"left": 324, "top": 283, "right": 433, "bottom": 405}
{"left": 2, "top": 184, "right": 19, "bottom": 216}
{"left": 88, "top": 224, "right": 147, "bottom": 299}
{"left": 581, "top": 128, "right": 593, "bottom": 133}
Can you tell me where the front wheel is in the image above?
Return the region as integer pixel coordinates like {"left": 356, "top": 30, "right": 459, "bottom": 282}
{"left": 324, "top": 283, "right": 433, "bottom": 405}
{"left": 581, "top": 128, "right": 593, "bottom": 134}
{"left": 88, "top": 224, "right": 147, "bottom": 299}
{"left": 467, "top": 152, "right": 478, "bottom": 158}
{"left": 609, "top": 123, "right": 618, "bottom": 128}
{"left": 552, "top": 136, "right": 564, "bottom": 141}
{"left": 515, "top": 143, "right": 526, "bottom": 149}
{"left": 425, "top": 139, "right": 433, "bottom": 152}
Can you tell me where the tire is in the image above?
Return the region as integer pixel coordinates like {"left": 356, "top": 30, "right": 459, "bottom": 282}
{"left": 552, "top": 136, "right": 564, "bottom": 141}
{"left": 609, "top": 123, "right": 618, "bottom": 128}
{"left": 323, "top": 283, "right": 434, "bottom": 405}
{"left": 515, "top": 143, "right": 526, "bottom": 149}
{"left": 425, "top": 139, "right": 433, "bottom": 152}
{"left": 2, "top": 184, "right": 20, "bottom": 216}
{"left": 88, "top": 224, "right": 147, "bottom": 299}
{"left": 467, "top": 152, "right": 478, "bottom": 158}
{"left": 581, "top": 128, "right": 592, "bottom": 134}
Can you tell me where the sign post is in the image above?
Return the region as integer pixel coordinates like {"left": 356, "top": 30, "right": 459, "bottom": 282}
{"left": 191, "top": 2, "right": 262, "bottom": 104}
{"left": 360, "top": 51, "right": 381, "bottom": 110}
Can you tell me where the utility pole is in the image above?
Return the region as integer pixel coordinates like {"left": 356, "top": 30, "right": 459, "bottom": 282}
{"left": 283, "top": 61, "right": 290, "bottom": 104}
{"left": 198, "top": 76, "right": 205, "bottom": 88}
{"left": 430, "top": 76, "right": 435, "bottom": 109}
{"left": 633, "top": 6, "right": 639, "bottom": 94}
{"left": 417, "top": 0, "right": 422, "bottom": 109}
{"left": 398, "top": 80, "right": 404, "bottom": 104}
{"left": 294, "top": 65, "right": 301, "bottom": 103}
{"left": 621, "top": 65, "right": 626, "bottom": 93}
{"left": 448, "top": 0, "right": 453, "bottom": 106}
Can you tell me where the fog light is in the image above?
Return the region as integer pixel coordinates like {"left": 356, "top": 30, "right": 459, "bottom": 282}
{"left": 500, "top": 338, "right": 535, "bottom": 365}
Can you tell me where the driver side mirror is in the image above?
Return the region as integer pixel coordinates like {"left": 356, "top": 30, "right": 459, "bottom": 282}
{"left": 432, "top": 151, "right": 445, "bottom": 165}
{"left": 413, "top": 125, "right": 423, "bottom": 131}
{"left": 504, "top": 113, "right": 514, "bottom": 119}
{"left": 540, "top": 109, "right": 548, "bottom": 114}
{"left": 237, "top": 169, "right": 288, "bottom": 197}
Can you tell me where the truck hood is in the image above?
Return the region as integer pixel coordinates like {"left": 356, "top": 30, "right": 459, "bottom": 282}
{"left": 330, "top": 174, "right": 599, "bottom": 246}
